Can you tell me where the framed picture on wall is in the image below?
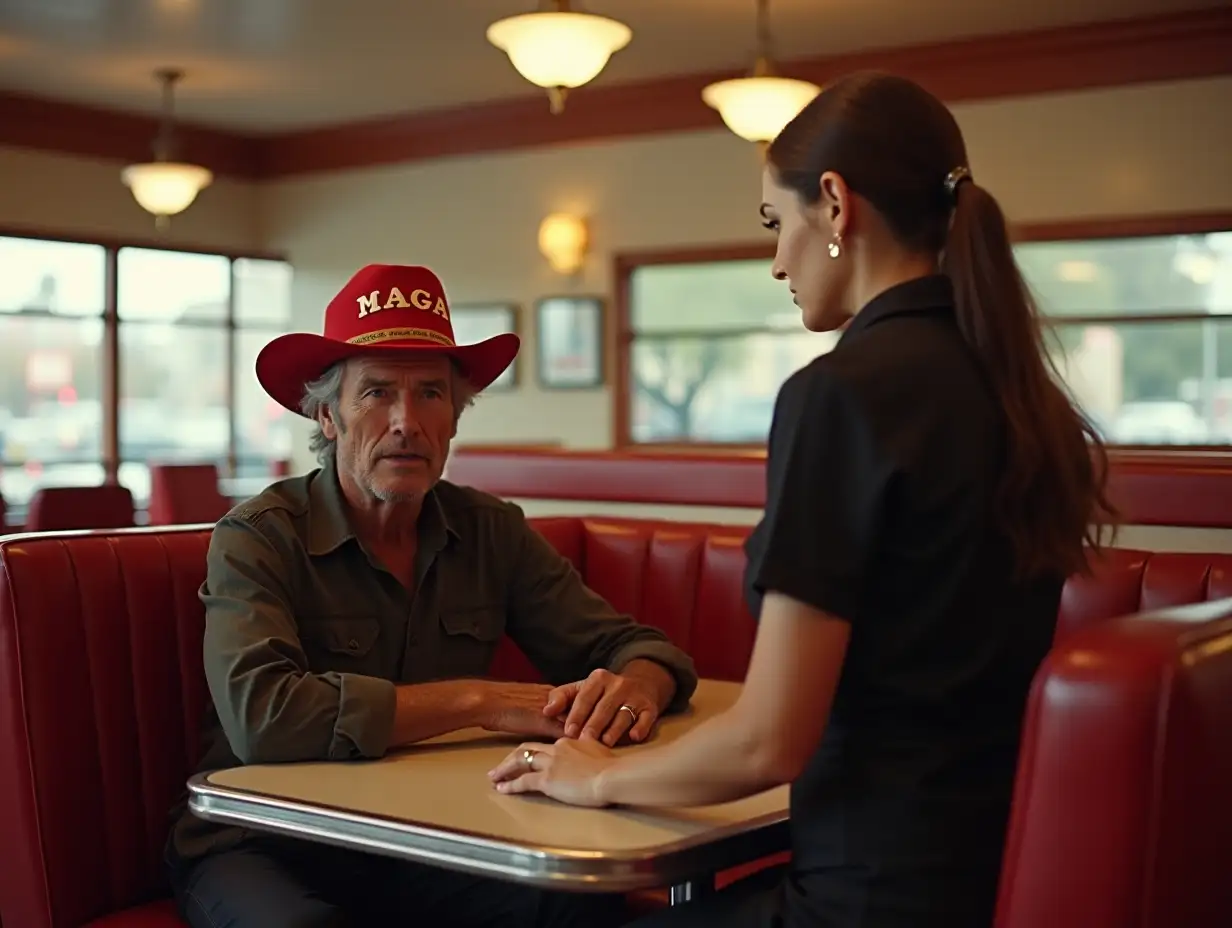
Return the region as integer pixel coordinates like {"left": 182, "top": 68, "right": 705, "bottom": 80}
{"left": 450, "top": 303, "right": 520, "bottom": 391}
{"left": 536, "top": 295, "right": 605, "bottom": 389}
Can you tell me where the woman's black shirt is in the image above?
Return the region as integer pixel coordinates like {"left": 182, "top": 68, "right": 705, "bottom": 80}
{"left": 743, "top": 275, "right": 1063, "bottom": 922}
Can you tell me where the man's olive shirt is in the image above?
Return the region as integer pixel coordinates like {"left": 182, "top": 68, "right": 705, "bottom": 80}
{"left": 167, "top": 460, "right": 698, "bottom": 865}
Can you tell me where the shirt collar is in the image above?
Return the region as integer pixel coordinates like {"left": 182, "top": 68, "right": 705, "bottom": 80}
{"left": 838, "top": 274, "right": 955, "bottom": 345}
{"left": 306, "top": 455, "right": 460, "bottom": 557}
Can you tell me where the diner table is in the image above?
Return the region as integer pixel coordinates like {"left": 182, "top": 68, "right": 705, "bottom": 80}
{"left": 188, "top": 678, "right": 789, "bottom": 904}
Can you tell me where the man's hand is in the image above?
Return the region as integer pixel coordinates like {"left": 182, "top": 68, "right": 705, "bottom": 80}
{"left": 543, "top": 661, "right": 677, "bottom": 746}
{"left": 477, "top": 683, "right": 567, "bottom": 740}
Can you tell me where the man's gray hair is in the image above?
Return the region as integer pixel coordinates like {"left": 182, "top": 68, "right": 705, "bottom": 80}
{"left": 301, "top": 359, "right": 479, "bottom": 466}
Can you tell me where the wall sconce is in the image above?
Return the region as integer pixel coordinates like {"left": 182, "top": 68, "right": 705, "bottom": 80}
{"left": 538, "top": 213, "right": 588, "bottom": 274}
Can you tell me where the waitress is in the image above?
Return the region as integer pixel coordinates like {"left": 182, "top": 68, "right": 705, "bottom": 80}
{"left": 489, "top": 70, "right": 1117, "bottom": 928}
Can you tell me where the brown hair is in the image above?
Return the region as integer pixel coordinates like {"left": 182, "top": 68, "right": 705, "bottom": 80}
{"left": 767, "top": 71, "right": 1117, "bottom": 579}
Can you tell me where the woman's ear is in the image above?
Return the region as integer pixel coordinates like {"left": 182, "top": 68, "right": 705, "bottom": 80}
{"left": 818, "top": 170, "right": 851, "bottom": 239}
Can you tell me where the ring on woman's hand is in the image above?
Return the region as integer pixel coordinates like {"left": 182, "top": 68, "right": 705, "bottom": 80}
{"left": 522, "top": 749, "right": 537, "bottom": 769}
{"left": 619, "top": 704, "right": 639, "bottom": 724}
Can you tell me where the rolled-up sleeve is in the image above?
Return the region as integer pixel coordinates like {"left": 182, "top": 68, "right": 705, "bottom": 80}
{"left": 505, "top": 509, "right": 698, "bottom": 712}
{"left": 202, "top": 513, "right": 396, "bottom": 764}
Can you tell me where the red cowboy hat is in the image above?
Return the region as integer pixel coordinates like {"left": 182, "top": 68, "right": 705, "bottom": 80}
{"left": 256, "top": 264, "right": 519, "bottom": 416}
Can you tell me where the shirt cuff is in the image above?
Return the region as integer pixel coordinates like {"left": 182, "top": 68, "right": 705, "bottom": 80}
{"left": 609, "top": 643, "right": 699, "bottom": 714}
{"left": 331, "top": 673, "right": 397, "bottom": 759}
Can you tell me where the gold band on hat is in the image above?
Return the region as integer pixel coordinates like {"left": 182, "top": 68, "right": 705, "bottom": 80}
{"left": 346, "top": 327, "right": 455, "bottom": 347}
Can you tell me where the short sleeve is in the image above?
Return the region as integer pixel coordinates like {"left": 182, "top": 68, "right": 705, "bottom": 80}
{"left": 743, "top": 364, "right": 893, "bottom": 623}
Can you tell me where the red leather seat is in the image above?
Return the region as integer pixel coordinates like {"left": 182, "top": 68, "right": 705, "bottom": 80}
{"left": 1, "top": 517, "right": 1230, "bottom": 927}
{"left": 24, "top": 485, "right": 136, "bottom": 532}
{"left": 0, "top": 527, "right": 211, "bottom": 928}
{"left": 996, "top": 597, "right": 1232, "bottom": 928}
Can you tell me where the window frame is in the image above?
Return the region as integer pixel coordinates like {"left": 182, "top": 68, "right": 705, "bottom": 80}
{"left": 0, "top": 225, "right": 289, "bottom": 502}
{"left": 612, "top": 212, "right": 1232, "bottom": 453}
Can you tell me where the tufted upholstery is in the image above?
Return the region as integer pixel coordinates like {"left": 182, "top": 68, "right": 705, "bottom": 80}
{"left": 0, "top": 527, "right": 211, "bottom": 928}
{"left": 1, "top": 517, "right": 1230, "bottom": 927}
{"left": 24, "top": 485, "right": 136, "bottom": 532}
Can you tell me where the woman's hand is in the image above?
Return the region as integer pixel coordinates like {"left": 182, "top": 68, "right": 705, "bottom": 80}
{"left": 487, "top": 736, "right": 617, "bottom": 807}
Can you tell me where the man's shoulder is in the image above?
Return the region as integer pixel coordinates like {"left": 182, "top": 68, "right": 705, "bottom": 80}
{"left": 213, "top": 472, "right": 317, "bottom": 548}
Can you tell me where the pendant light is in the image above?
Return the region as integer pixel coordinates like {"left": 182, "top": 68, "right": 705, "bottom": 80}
{"left": 121, "top": 69, "right": 213, "bottom": 228}
{"left": 487, "top": 0, "right": 632, "bottom": 113}
{"left": 702, "top": 0, "right": 820, "bottom": 143}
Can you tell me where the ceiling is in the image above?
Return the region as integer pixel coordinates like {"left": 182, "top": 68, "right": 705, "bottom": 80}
{"left": 0, "top": 0, "right": 1222, "bottom": 132}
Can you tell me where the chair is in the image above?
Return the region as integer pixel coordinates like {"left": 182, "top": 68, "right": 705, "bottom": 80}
{"left": 24, "top": 485, "right": 136, "bottom": 532}
{"left": 145, "top": 465, "right": 232, "bottom": 526}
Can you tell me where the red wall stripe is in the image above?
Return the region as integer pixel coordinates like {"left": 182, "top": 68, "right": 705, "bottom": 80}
{"left": 446, "top": 449, "right": 1232, "bottom": 530}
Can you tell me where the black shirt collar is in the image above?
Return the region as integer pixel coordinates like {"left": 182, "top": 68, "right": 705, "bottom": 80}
{"left": 838, "top": 274, "right": 954, "bottom": 345}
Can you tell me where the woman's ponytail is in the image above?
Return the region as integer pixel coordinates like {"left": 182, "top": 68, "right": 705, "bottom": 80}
{"left": 941, "top": 179, "right": 1118, "bottom": 579}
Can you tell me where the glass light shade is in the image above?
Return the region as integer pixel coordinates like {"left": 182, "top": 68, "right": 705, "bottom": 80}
{"left": 121, "top": 162, "right": 214, "bottom": 217}
{"left": 538, "top": 213, "right": 588, "bottom": 274}
{"left": 486, "top": 11, "right": 632, "bottom": 89}
{"left": 702, "top": 76, "right": 822, "bottom": 143}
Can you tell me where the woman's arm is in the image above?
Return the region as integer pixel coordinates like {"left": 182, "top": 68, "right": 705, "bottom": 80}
{"left": 594, "top": 591, "right": 851, "bottom": 807}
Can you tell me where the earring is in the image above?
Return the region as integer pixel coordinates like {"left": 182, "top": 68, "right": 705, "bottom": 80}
{"left": 827, "top": 235, "right": 842, "bottom": 259}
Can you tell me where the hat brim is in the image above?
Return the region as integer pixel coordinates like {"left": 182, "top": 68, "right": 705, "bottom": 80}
{"left": 255, "top": 331, "right": 521, "bottom": 417}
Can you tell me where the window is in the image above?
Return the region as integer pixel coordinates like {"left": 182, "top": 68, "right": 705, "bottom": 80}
{"left": 0, "top": 234, "right": 291, "bottom": 513}
{"left": 1016, "top": 232, "right": 1232, "bottom": 446}
{"left": 618, "top": 222, "right": 1232, "bottom": 448}
{"left": 623, "top": 256, "right": 838, "bottom": 444}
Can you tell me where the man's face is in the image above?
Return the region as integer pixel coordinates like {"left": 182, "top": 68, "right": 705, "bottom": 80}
{"left": 320, "top": 354, "right": 457, "bottom": 504}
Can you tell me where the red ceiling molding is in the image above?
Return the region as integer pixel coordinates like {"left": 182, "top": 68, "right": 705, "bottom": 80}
{"left": 0, "top": 8, "right": 1228, "bottom": 180}
{"left": 0, "top": 90, "right": 264, "bottom": 179}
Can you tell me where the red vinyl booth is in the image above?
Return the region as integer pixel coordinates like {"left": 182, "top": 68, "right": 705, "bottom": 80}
{"left": 23, "top": 485, "right": 135, "bottom": 532}
{"left": 0, "top": 517, "right": 1230, "bottom": 928}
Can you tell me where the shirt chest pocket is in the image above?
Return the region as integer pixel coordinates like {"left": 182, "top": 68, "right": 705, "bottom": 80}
{"left": 435, "top": 604, "right": 505, "bottom": 678}
{"left": 298, "top": 616, "right": 382, "bottom": 673}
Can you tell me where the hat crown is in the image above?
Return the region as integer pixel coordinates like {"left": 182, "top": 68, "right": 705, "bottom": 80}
{"left": 323, "top": 264, "right": 456, "bottom": 349}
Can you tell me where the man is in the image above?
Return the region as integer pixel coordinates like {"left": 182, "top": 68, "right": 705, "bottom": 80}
{"left": 166, "top": 263, "right": 698, "bottom": 928}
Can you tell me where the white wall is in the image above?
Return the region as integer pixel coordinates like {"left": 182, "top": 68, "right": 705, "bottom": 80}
{"left": 261, "top": 77, "right": 1232, "bottom": 474}
{"left": 3, "top": 78, "right": 1230, "bottom": 478}
{"left": 0, "top": 145, "right": 262, "bottom": 252}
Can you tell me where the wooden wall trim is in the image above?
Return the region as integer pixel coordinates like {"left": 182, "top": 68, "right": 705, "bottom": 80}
{"left": 0, "top": 8, "right": 1228, "bottom": 180}
{"left": 0, "top": 90, "right": 264, "bottom": 179}
{"left": 0, "top": 223, "right": 288, "bottom": 262}
{"left": 446, "top": 448, "right": 1232, "bottom": 529}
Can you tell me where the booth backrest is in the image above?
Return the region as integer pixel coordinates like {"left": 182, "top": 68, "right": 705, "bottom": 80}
{"left": 24, "top": 485, "right": 136, "bottom": 532}
{"left": 0, "top": 527, "right": 211, "bottom": 928}
{"left": 1, "top": 516, "right": 1230, "bottom": 927}
{"left": 996, "top": 597, "right": 1232, "bottom": 928}
{"left": 491, "top": 518, "right": 1232, "bottom": 682}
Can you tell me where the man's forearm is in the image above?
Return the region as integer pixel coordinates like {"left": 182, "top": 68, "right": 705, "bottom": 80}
{"left": 620, "top": 658, "right": 678, "bottom": 713}
{"left": 389, "top": 680, "right": 493, "bottom": 746}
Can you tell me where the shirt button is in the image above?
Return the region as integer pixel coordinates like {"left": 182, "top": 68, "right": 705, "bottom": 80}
{"left": 347, "top": 638, "right": 360, "bottom": 651}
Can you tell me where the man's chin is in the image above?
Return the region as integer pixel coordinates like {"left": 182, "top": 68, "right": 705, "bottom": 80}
{"left": 370, "top": 482, "right": 428, "bottom": 505}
